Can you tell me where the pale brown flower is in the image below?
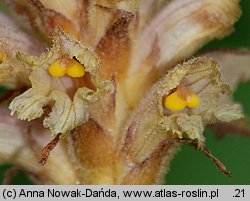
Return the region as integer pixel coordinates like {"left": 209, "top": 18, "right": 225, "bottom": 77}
{"left": 0, "top": 0, "right": 249, "bottom": 184}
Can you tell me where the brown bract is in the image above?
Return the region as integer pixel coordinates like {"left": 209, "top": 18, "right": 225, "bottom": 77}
{"left": 0, "top": 0, "right": 248, "bottom": 184}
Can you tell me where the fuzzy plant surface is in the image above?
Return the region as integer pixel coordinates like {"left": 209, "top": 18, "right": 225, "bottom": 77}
{"left": 0, "top": 0, "right": 250, "bottom": 185}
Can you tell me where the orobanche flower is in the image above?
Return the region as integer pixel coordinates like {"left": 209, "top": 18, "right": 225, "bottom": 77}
{"left": 0, "top": 0, "right": 249, "bottom": 184}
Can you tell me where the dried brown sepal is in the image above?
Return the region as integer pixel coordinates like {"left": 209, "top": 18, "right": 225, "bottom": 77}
{"left": 177, "top": 135, "right": 232, "bottom": 177}
{"left": 202, "top": 148, "right": 232, "bottom": 177}
{"left": 39, "top": 133, "right": 61, "bottom": 165}
{"left": 87, "top": 0, "right": 137, "bottom": 45}
{"left": 29, "top": 0, "right": 80, "bottom": 39}
{"left": 176, "top": 138, "right": 231, "bottom": 177}
{"left": 96, "top": 5, "right": 135, "bottom": 80}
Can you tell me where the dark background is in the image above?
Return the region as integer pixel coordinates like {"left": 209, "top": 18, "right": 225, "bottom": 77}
{"left": 0, "top": 0, "right": 250, "bottom": 184}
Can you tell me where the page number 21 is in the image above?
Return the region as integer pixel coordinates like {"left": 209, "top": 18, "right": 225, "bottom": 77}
{"left": 234, "top": 189, "right": 245, "bottom": 198}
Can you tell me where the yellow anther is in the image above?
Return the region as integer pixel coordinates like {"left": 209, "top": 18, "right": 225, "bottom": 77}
{"left": 48, "top": 59, "right": 66, "bottom": 77}
{"left": 66, "top": 59, "right": 85, "bottom": 78}
{"left": 164, "top": 91, "right": 187, "bottom": 111}
{"left": 186, "top": 92, "right": 200, "bottom": 108}
{"left": 0, "top": 52, "right": 4, "bottom": 62}
{"left": 164, "top": 85, "right": 201, "bottom": 111}
{"left": 48, "top": 58, "right": 85, "bottom": 78}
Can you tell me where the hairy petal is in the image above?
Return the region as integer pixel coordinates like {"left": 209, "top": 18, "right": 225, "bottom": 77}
{"left": 43, "top": 81, "right": 113, "bottom": 136}
{"left": 119, "top": 57, "right": 243, "bottom": 183}
{"left": 213, "top": 104, "right": 244, "bottom": 122}
{"left": 201, "top": 49, "right": 250, "bottom": 135}
{"left": 201, "top": 49, "right": 250, "bottom": 91}
{"left": 9, "top": 68, "right": 51, "bottom": 121}
{"left": 126, "top": 0, "right": 241, "bottom": 107}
